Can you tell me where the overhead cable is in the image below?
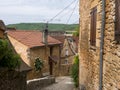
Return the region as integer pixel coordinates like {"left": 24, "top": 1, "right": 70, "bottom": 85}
{"left": 48, "top": 0, "right": 77, "bottom": 23}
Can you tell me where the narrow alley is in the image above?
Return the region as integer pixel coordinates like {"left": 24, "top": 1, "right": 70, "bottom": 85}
{"left": 40, "top": 76, "right": 76, "bottom": 90}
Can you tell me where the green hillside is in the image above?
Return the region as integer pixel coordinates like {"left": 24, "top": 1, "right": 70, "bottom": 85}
{"left": 7, "top": 23, "right": 79, "bottom": 31}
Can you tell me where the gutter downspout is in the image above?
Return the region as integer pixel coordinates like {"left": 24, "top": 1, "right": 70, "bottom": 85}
{"left": 99, "top": 0, "right": 106, "bottom": 90}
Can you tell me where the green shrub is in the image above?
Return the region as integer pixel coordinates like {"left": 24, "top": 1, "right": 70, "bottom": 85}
{"left": 0, "top": 39, "right": 21, "bottom": 69}
{"left": 34, "top": 57, "right": 44, "bottom": 71}
{"left": 71, "top": 55, "right": 79, "bottom": 87}
{"left": 73, "top": 26, "right": 79, "bottom": 37}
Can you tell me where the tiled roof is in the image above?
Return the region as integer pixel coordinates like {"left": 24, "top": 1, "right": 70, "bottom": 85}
{"left": 6, "top": 36, "right": 32, "bottom": 72}
{"left": 7, "top": 30, "right": 62, "bottom": 48}
{"left": 50, "top": 36, "right": 65, "bottom": 43}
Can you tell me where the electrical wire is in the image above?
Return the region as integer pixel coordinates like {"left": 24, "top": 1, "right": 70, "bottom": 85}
{"left": 56, "top": 3, "right": 77, "bottom": 21}
{"left": 47, "top": 0, "right": 77, "bottom": 23}
{"left": 63, "top": 0, "right": 79, "bottom": 31}
{"left": 66, "top": 0, "right": 79, "bottom": 24}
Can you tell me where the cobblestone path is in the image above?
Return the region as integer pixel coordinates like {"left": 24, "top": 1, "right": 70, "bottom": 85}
{"left": 41, "top": 76, "right": 75, "bottom": 90}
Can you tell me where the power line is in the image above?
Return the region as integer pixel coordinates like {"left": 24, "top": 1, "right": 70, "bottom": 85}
{"left": 66, "top": 0, "right": 79, "bottom": 24}
{"left": 47, "top": 0, "right": 77, "bottom": 23}
{"left": 56, "top": 3, "right": 78, "bottom": 21}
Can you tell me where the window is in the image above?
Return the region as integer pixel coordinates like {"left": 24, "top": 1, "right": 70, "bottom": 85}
{"left": 64, "top": 59, "right": 68, "bottom": 64}
{"left": 90, "top": 7, "right": 97, "bottom": 46}
{"left": 65, "top": 49, "right": 68, "bottom": 56}
{"left": 115, "top": 0, "right": 120, "bottom": 41}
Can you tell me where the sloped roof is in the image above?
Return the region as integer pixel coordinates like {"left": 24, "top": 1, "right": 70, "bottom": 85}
{"left": 7, "top": 30, "right": 62, "bottom": 48}
{"left": 0, "top": 20, "right": 6, "bottom": 31}
{"left": 6, "top": 36, "right": 32, "bottom": 72}
{"left": 50, "top": 36, "right": 65, "bottom": 44}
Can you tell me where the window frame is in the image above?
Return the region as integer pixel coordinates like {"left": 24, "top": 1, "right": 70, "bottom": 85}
{"left": 115, "top": 0, "right": 120, "bottom": 41}
{"left": 90, "top": 6, "right": 97, "bottom": 46}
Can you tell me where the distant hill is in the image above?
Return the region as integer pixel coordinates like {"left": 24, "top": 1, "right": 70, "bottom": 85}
{"left": 7, "top": 23, "right": 79, "bottom": 31}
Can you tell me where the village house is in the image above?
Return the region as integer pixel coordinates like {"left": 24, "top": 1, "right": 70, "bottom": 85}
{"left": 79, "top": 0, "right": 120, "bottom": 90}
{"left": 60, "top": 36, "right": 78, "bottom": 75}
{"left": 48, "top": 30, "right": 79, "bottom": 75}
{"left": 7, "top": 29, "right": 62, "bottom": 79}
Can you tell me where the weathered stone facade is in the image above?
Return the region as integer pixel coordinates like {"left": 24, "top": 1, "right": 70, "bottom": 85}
{"left": 28, "top": 45, "right": 60, "bottom": 79}
{"left": 79, "top": 0, "right": 120, "bottom": 90}
{"left": 0, "top": 68, "right": 27, "bottom": 90}
{"left": 60, "top": 37, "right": 77, "bottom": 76}
{"left": 8, "top": 34, "right": 61, "bottom": 79}
{"left": 27, "top": 76, "right": 55, "bottom": 90}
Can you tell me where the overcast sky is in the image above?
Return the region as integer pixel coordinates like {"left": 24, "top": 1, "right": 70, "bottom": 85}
{"left": 0, "top": 0, "right": 79, "bottom": 25}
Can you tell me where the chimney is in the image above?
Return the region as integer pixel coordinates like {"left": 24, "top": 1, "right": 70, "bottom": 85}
{"left": 42, "top": 24, "right": 48, "bottom": 44}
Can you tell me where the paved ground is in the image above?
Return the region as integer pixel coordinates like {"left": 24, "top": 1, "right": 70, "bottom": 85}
{"left": 41, "top": 76, "right": 76, "bottom": 90}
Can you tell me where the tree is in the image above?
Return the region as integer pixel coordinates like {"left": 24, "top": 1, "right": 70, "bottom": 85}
{"left": 73, "top": 26, "right": 79, "bottom": 37}
{"left": 0, "top": 39, "right": 21, "bottom": 69}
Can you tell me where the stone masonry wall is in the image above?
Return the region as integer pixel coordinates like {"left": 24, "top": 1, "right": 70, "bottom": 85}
{"left": 0, "top": 68, "right": 27, "bottom": 90}
{"left": 27, "top": 76, "right": 55, "bottom": 90}
{"left": 79, "top": 0, "right": 102, "bottom": 90}
{"left": 28, "top": 45, "right": 60, "bottom": 79}
{"left": 103, "top": 0, "right": 120, "bottom": 90}
{"left": 79, "top": 0, "right": 91, "bottom": 89}
{"left": 87, "top": 0, "right": 102, "bottom": 90}
{"left": 79, "top": 0, "right": 120, "bottom": 90}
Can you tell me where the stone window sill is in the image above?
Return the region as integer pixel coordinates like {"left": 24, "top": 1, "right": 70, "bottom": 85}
{"left": 89, "top": 45, "right": 97, "bottom": 51}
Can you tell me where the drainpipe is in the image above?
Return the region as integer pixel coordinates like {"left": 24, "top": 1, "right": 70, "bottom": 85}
{"left": 99, "top": 0, "right": 106, "bottom": 90}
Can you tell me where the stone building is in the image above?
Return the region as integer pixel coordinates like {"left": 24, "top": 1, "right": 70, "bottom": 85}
{"left": 48, "top": 30, "right": 79, "bottom": 75}
{"left": 7, "top": 30, "right": 62, "bottom": 79}
{"left": 60, "top": 36, "right": 78, "bottom": 75}
{"left": 79, "top": 0, "right": 120, "bottom": 90}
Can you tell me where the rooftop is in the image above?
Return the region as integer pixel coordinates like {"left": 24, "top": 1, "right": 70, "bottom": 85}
{"left": 7, "top": 30, "right": 62, "bottom": 48}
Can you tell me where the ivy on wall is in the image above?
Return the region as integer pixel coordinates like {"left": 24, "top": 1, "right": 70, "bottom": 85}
{"left": 34, "top": 57, "right": 44, "bottom": 71}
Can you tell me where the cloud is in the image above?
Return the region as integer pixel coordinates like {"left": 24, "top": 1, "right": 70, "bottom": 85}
{"left": 0, "top": 0, "right": 79, "bottom": 24}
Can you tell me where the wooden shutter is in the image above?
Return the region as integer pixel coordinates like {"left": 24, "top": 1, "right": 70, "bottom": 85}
{"left": 90, "top": 7, "right": 97, "bottom": 46}
{"left": 115, "top": 0, "right": 120, "bottom": 41}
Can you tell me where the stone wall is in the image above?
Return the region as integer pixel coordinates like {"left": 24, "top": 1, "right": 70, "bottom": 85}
{"left": 59, "top": 64, "right": 72, "bottom": 76}
{"left": 79, "top": 0, "right": 91, "bottom": 89}
{"left": 103, "top": 0, "right": 120, "bottom": 90}
{"left": 28, "top": 45, "right": 60, "bottom": 79}
{"left": 79, "top": 0, "right": 120, "bottom": 90}
{"left": 79, "top": 0, "right": 104, "bottom": 90}
{"left": 27, "top": 76, "right": 55, "bottom": 90}
{"left": 0, "top": 68, "right": 27, "bottom": 90}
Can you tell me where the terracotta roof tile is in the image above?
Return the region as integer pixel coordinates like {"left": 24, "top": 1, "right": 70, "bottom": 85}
{"left": 50, "top": 36, "right": 65, "bottom": 43}
{"left": 7, "top": 30, "right": 62, "bottom": 48}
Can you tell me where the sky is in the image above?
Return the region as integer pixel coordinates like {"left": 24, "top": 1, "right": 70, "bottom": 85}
{"left": 0, "top": 0, "right": 79, "bottom": 25}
